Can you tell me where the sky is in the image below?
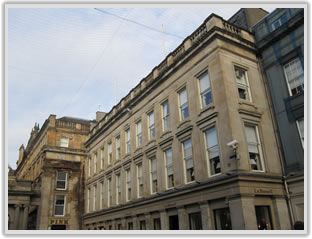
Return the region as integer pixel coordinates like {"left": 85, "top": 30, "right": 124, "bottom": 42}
{"left": 7, "top": 5, "right": 276, "bottom": 169}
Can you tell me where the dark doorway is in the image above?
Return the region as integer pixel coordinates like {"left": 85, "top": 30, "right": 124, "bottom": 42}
{"left": 255, "top": 206, "right": 273, "bottom": 230}
{"left": 169, "top": 215, "right": 179, "bottom": 230}
{"left": 51, "top": 225, "right": 66, "bottom": 230}
{"left": 27, "top": 208, "right": 37, "bottom": 230}
{"left": 214, "top": 208, "right": 232, "bottom": 230}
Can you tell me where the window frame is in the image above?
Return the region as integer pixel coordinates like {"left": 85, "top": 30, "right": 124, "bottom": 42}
{"left": 107, "top": 177, "right": 112, "bottom": 207}
{"left": 93, "top": 184, "right": 97, "bottom": 211}
{"left": 204, "top": 127, "right": 221, "bottom": 176}
{"left": 108, "top": 142, "right": 112, "bottom": 165}
{"left": 148, "top": 111, "right": 155, "bottom": 140}
{"left": 125, "top": 128, "right": 131, "bottom": 154}
{"left": 116, "top": 136, "right": 121, "bottom": 160}
{"left": 198, "top": 70, "right": 212, "bottom": 108}
{"left": 150, "top": 158, "right": 158, "bottom": 194}
{"left": 116, "top": 173, "right": 121, "bottom": 205}
{"left": 164, "top": 148, "right": 174, "bottom": 189}
{"left": 87, "top": 188, "right": 90, "bottom": 213}
{"left": 283, "top": 57, "right": 304, "bottom": 96}
{"left": 234, "top": 66, "right": 252, "bottom": 102}
{"left": 137, "top": 163, "right": 143, "bottom": 198}
{"left": 54, "top": 195, "right": 66, "bottom": 217}
{"left": 244, "top": 124, "right": 265, "bottom": 172}
{"left": 161, "top": 100, "right": 170, "bottom": 131}
{"left": 100, "top": 181, "right": 104, "bottom": 209}
{"left": 296, "top": 118, "right": 304, "bottom": 148}
{"left": 178, "top": 87, "right": 189, "bottom": 121}
{"left": 60, "top": 136, "right": 69, "bottom": 148}
{"left": 56, "top": 171, "right": 67, "bottom": 190}
{"left": 100, "top": 148, "right": 104, "bottom": 169}
{"left": 136, "top": 120, "right": 142, "bottom": 147}
{"left": 183, "top": 138, "right": 195, "bottom": 183}
{"left": 93, "top": 152, "right": 97, "bottom": 174}
{"left": 126, "top": 168, "right": 131, "bottom": 201}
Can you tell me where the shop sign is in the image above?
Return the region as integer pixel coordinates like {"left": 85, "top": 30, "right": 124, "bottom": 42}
{"left": 48, "top": 218, "right": 69, "bottom": 225}
{"left": 254, "top": 188, "right": 273, "bottom": 194}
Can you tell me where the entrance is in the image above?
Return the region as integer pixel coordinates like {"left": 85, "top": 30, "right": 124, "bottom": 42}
{"left": 169, "top": 215, "right": 179, "bottom": 230}
{"left": 51, "top": 225, "right": 66, "bottom": 230}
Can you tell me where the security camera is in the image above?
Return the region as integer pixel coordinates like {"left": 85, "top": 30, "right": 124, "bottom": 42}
{"left": 227, "top": 139, "right": 238, "bottom": 149}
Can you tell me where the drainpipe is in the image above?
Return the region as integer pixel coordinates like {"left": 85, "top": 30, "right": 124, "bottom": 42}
{"left": 256, "top": 59, "right": 295, "bottom": 228}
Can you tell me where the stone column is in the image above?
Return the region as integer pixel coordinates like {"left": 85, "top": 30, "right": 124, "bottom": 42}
{"left": 160, "top": 210, "right": 169, "bottom": 230}
{"left": 22, "top": 205, "right": 29, "bottom": 230}
{"left": 132, "top": 216, "right": 138, "bottom": 230}
{"left": 272, "top": 196, "right": 291, "bottom": 229}
{"left": 13, "top": 205, "right": 20, "bottom": 230}
{"left": 199, "top": 201, "right": 213, "bottom": 230}
{"left": 145, "top": 213, "right": 153, "bottom": 230}
{"left": 177, "top": 206, "right": 189, "bottom": 230}
{"left": 228, "top": 196, "right": 257, "bottom": 230}
{"left": 121, "top": 218, "right": 126, "bottom": 230}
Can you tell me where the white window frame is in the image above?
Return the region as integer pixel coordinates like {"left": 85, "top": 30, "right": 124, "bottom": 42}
{"left": 198, "top": 71, "right": 212, "bottom": 108}
{"left": 136, "top": 121, "right": 142, "bottom": 147}
{"left": 108, "top": 142, "right": 112, "bottom": 165}
{"left": 60, "top": 136, "right": 69, "bottom": 148}
{"left": 183, "top": 139, "right": 195, "bottom": 183}
{"left": 235, "top": 66, "right": 252, "bottom": 102}
{"left": 148, "top": 111, "right": 155, "bottom": 140}
{"left": 116, "top": 173, "right": 121, "bottom": 204}
{"left": 164, "top": 148, "right": 174, "bottom": 189}
{"left": 296, "top": 118, "right": 304, "bottom": 148}
{"left": 137, "top": 163, "right": 143, "bottom": 198}
{"left": 100, "top": 148, "right": 104, "bottom": 169}
{"left": 93, "top": 184, "right": 97, "bottom": 211}
{"left": 126, "top": 168, "right": 131, "bottom": 201}
{"left": 162, "top": 100, "right": 170, "bottom": 131}
{"left": 284, "top": 58, "right": 304, "bottom": 96}
{"left": 56, "top": 171, "right": 67, "bottom": 190}
{"left": 204, "top": 127, "right": 221, "bottom": 176}
{"left": 126, "top": 128, "right": 131, "bottom": 154}
{"left": 178, "top": 87, "right": 189, "bottom": 121}
{"left": 54, "top": 195, "right": 66, "bottom": 216}
{"left": 245, "top": 124, "right": 265, "bottom": 172}
{"left": 150, "top": 158, "right": 157, "bottom": 194}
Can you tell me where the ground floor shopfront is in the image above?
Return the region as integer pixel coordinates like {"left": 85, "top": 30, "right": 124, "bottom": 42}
{"left": 83, "top": 173, "right": 291, "bottom": 230}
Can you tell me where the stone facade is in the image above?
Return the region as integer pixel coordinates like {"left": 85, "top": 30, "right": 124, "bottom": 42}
{"left": 252, "top": 8, "right": 304, "bottom": 226}
{"left": 82, "top": 13, "right": 291, "bottom": 230}
{"left": 13, "top": 115, "right": 91, "bottom": 230}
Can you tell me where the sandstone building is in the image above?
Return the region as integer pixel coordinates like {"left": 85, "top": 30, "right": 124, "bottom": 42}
{"left": 12, "top": 115, "right": 91, "bottom": 230}
{"left": 82, "top": 13, "right": 292, "bottom": 230}
{"left": 252, "top": 8, "right": 304, "bottom": 226}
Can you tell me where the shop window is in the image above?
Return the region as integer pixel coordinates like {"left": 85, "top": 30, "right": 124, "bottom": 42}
{"left": 154, "top": 218, "right": 161, "bottom": 230}
{"left": 198, "top": 71, "right": 212, "bottom": 107}
{"left": 256, "top": 206, "right": 273, "bottom": 230}
{"left": 189, "top": 212, "right": 203, "bottom": 230}
{"left": 56, "top": 172, "right": 67, "bottom": 190}
{"left": 117, "top": 224, "right": 122, "bottom": 230}
{"left": 214, "top": 208, "right": 232, "bottom": 230}
{"left": 128, "top": 222, "right": 133, "bottom": 230}
{"left": 51, "top": 225, "right": 66, "bottom": 230}
{"left": 169, "top": 215, "right": 179, "bottom": 230}
{"left": 205, "top": 127, "right": 220, "bottom": 175}
{"left": 284, "top": 57, "right": 304, "bottom": 96}
{"left": 178, "top": 87, "right": 189, "bottom": 120}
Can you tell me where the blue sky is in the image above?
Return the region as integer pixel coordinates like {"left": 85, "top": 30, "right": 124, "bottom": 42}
{"left": 7, "top": 5, "right": 275, "bottom": 169}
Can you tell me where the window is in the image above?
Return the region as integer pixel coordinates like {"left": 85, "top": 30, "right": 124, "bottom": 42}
{"left": 284, "top": 58, "right": 304, "bottom": 96}
{"left": 271, "top": 14, "right": 288, "bottom": 31}
{"left": 100, "top": 181, "right": 104, "bottom": 209}
{"left": 128, "top": 222, "right": 133, "bottom": 230}
{"left": 54, "top": 195, "right": 65, "bottom": 216}
{"left": 137, "top": 163, "right": 143, "bottom": 198}
{"left": 165, "top": 148, "right": 174, "bottom": 189}
{"left": 235, "top": 67, "right": 251, "bottom": 101}
{"left": 126, "top": 128, "right": 131, "bottom": 153}
{"left": 93, "top": 185, "right": 97, "bottom": 211}
{"left": 148, "top": 111, "right": 155, "bottom": 140}
{"left": 150, "top": 158, "right": 157, "bottom": 193}
{"left": 87, "top": 188, "right": 90, "bottom": 213}
{"left": 183, "top": 139, "right": 194, "bottom": 182}
{"left": 94, "top": 152, "right": 97, "bottom": 174}
{"left": 154, "top": 218, "right": 161, "bottom": 230}
{"left": 88, "top": 158, "right": 91, "bottom": 177}
{"left": 297, "top": 118, "right": 304, "bottom": 147}
{"left": 205, "top": 127, "right": 220, "bottom": 175}
{"left": 60, "top": 137, "right": 69, "bottom": 147}
{"left": 245, "top": 125, "right": 264, "bottom": 171}
{"left": 107, "top": 143, "right": 112, "bottom": 165}
{"left": 162, "top": 100, "right": 170, "bottom": 131}
{"left": 108, "top": 177, "right": 112, "bottom": 207}
{"left": 136, "top": 121, "right": 142, "bottom": 147}
{"left": 189, "top": 212, "right": 202, "bottom": 230}
{"left": 117, "top": 224, "right": 122, "bottom": 230}
{"left": 255, "top": 206, "right": 273, "bottom": 230}
{"left": 214, "top": 208, "right": 232, "bottom": 230}
{"left": 116, "top": 173, "right": 121, "bottom": 204}
{"left": 56, "top": 172, "right": 67, "bottom": 190}
{"left": 198, "top": 71, "right": 212, "bottom": 107}
{"left": 126, "top": 168, "right": 131, "bottom": 201}
{"left": 179, "top": 87, "right": 189, "bottom": 120}
{"left": 169, "top": 215, "right": 179, "bottom": 230}
{"left": 100, "top": 148, "right": 104, "bottom": 169}
{"left": 116, "top": 136, "right": 120, "bottom": 160}
{"left": 140, "top": 220, "right": 146, "bottom": 230}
